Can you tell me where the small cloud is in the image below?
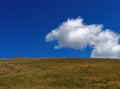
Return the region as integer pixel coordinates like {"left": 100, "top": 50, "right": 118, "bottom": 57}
{"left": 45, "top": 17, "right": 120, "bottom": 58}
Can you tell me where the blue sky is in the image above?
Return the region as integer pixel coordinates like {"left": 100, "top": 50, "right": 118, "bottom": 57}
{"left": 0, "top": 0, "right": 120, "bottom": 58}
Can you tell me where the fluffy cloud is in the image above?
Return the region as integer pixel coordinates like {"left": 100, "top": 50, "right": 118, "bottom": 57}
{"left": 46, "top": 17, "right": 120, "bottom": 58}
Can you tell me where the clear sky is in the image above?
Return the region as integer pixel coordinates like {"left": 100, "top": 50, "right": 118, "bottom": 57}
{"left": 0, "top": 0, "right": 120, "bottom": 58}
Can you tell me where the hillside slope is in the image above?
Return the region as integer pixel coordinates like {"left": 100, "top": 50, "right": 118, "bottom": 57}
{"left": 0, "top": 58, "right": 120, "bottom": 89}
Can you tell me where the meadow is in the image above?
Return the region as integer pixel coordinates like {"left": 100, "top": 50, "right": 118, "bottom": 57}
{"left": 0, "top": 58, "right": 120, "bottom": 89}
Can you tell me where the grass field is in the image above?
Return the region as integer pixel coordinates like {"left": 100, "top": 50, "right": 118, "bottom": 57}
{"left": 0, "top": 58, "right": 120, "bottom": 89}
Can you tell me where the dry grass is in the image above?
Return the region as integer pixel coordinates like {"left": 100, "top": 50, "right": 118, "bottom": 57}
{"left": 0, "top": 58, "right": 120, "bottom": 89}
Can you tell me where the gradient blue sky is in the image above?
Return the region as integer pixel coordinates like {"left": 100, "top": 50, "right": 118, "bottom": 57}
{"left": 0, "top": 0, "right": 120, "bottom": 58}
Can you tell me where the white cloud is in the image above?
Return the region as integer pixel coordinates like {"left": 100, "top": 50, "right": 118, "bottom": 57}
{"left": 45, "top": 17, "right": 120, "bottom": 58}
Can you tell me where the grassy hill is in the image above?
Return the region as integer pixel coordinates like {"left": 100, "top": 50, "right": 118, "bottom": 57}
{"left": 0, "top": 58, "right": 120, "bottom": 89}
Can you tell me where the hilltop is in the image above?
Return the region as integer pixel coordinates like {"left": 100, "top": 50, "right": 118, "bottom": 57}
{"left": 0, "top": 58, "right": 120, "bottom": 89}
